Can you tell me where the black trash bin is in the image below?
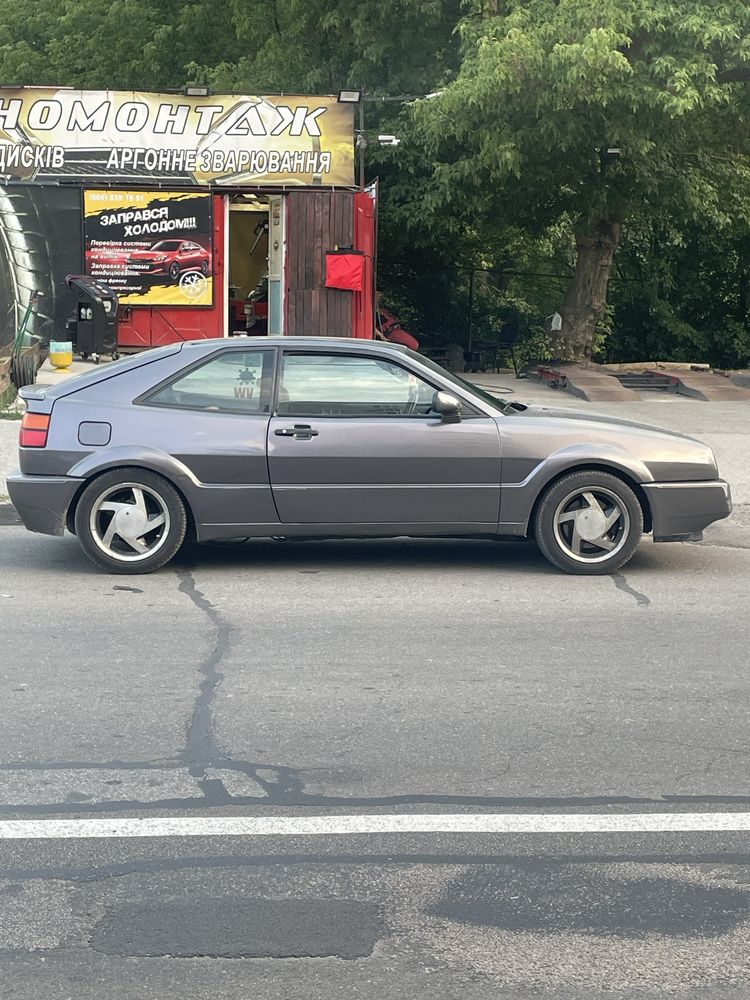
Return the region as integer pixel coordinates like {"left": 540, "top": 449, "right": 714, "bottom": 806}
{"left": 65, "top": 275, "right": 119, "bottom": 363}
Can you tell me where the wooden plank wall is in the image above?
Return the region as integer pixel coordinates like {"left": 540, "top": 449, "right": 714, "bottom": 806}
{"left": 286, "top": 191, "right": 354, "bottom": 337}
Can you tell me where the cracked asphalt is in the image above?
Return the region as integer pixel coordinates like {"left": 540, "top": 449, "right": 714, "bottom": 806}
{"left": 1, "top": 390, "right": 750, "bottom": 997}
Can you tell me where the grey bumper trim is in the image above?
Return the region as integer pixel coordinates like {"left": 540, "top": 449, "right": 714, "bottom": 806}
{"left": 6, "top": 474, "right": 85, "bottom": 536}
{"left": 643, "top": 480, "right": 732, "bottom": 541}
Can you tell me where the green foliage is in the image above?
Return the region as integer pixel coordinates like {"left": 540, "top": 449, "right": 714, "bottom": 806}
{"left": 200, "top": 0, "right": 463, "bottom": 95}
{"left": 0, "top": 380, "right": 19, "bottom": 416}
{"left": 416, "top": 0, "right": 750, "bottom": 228}
{"left": 0, "top": 0, "right": 245, "bottom": 90}
{"left": 609, "top": 219, "right": 750, "bottom": 366}
{"left": 409, "top": 0, "right": 750, "bottom": 360}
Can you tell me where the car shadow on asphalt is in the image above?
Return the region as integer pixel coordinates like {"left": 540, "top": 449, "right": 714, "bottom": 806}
{"left": 172, "top": 535, "right": 681, "bottom": 578}
{"left": 175, "top": 537, "right": 551, "bottom": 575}
{"left": 0, "top": 528, "right": 723, "bottom": 578}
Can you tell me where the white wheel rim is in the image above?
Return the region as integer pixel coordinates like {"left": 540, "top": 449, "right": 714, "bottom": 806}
{"left": 89, "top": 482, "right": 171, "bottom": 563}
{"left": 552, "top": 486, "right": 630, "bottom": 564}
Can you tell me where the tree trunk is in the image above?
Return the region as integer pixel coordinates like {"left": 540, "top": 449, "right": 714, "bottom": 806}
{"left": 558, "top": 219, "right": 621, "bottom": 360}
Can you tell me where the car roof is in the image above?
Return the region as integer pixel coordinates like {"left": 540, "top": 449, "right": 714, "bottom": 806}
{"left": 182, "top": 336, "right": 420, "bottom": 361}
{"left": 181, "top": 336, "right": 410, "bottom": 354}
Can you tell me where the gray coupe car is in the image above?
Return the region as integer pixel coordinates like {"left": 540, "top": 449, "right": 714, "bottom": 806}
{"left": 8, "top": 337, "right": 731, "bottom": 574}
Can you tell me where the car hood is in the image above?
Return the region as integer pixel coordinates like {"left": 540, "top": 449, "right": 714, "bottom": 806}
{"left": 128, "top": 251, "right": 163, "bottom": 259}
{"left": 513, "top": 403, "right": 700, "bottom": 442}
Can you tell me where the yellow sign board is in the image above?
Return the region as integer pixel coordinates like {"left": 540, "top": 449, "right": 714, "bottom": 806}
{"left": 0, "top": 89, "right": 354, "bottom": 187}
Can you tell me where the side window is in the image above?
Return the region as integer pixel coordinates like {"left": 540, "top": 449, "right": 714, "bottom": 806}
{"left": 146, "top": 350, "right": 273, "bottom": 414}
{"left": 278, "top": 353, "right": 437, "bottom": 417}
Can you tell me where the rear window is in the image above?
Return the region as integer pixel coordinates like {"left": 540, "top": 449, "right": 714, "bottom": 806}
{"left": 145, "top": 350, "right": 274, "bottom": 414}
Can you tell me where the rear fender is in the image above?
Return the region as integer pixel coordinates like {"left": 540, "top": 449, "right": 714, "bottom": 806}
{"left": 67, "top": 446, "right": 200, "bottom": 490}
{"left": 65, "top": 447, "right": 200, "bottom": 528}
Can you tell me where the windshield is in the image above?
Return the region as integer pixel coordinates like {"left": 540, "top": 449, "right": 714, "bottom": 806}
{"left": 406, "top": 350, "right": 514, "bottom": 412}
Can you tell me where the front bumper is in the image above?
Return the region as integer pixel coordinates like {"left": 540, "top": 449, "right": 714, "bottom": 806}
{"left": 643, "top": 479, "right": 732, "bottom": 542}
{"left": 6, "top": 473, "right": 84, "bottom": 536}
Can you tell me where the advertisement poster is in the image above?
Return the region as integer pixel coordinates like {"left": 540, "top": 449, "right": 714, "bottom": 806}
{"left": 0, "top": 90, "right": 354, "bottom": 187}
{"left": 84, "top": 190, "right": 213, "bottom": 306}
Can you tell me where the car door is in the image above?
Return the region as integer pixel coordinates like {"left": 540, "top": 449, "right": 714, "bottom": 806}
{"left": 267, "top": 350, "right": 502, "bottom": 528}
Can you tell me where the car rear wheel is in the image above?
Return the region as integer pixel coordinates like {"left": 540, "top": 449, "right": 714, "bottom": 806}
{"left": 74, "top": 469, "right": 187, "bottom": 574}
{"left": 533, "top": 470, "right": 643, "bottom": 575}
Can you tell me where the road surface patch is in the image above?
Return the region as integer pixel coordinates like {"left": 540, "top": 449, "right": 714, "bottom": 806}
{"left": 90, "top": 897, "right": 384, "bottom": 959}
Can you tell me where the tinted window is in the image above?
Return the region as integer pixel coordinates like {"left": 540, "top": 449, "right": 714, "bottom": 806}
{"left": 278, "top": 353, "right": 436, "bottom": 417}
{"left": 147, "top": 350, "right": 273, "bottom": 414}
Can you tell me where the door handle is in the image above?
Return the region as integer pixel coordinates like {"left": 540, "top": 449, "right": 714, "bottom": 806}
{"left": 274, "top": 424, "right": 319, "bottom": 440}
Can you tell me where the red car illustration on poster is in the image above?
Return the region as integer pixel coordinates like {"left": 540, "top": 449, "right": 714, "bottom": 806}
{"left": 127, "top": 240, "right": 212, "bottom": 281}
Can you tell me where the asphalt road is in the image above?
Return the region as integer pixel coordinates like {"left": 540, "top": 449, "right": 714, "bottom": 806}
{"left": 1, "top": 505, "right": 749, "bottom": 999}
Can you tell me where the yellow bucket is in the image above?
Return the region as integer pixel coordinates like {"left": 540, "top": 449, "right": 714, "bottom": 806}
{"left": 49, "top": 341, "right": 73, "bottom": 369}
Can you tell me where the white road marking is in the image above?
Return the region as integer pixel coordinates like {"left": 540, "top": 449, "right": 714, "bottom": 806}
{"left": 0, "top": 812, "right": 749, "bottom": 840}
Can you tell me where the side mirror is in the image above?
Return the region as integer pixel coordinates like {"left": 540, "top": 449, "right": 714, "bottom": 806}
{"left": 432, "top": 390, "right": 462, "bottom": 423}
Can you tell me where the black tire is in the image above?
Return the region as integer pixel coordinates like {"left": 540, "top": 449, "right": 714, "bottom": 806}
{"left": 74, "top": 468, "right": 187, "bottom": 574}
{"left": 200, "top": 260, "right": 209, "bottom": 275}
{"left": 169, "top": 261, "right": 180, "bottom": 280}
{"left": 533, "top": 470, "right": 643, "bottom": 575}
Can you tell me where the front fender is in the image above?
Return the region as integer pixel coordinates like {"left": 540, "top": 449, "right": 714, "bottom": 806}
{"left": 499, "top": 443, "right": 653, "bottom": 534}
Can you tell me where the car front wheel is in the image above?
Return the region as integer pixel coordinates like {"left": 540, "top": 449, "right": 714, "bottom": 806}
{"left": 74, "top": 469, "right": 187, "bottom": 574}
{"left": 533, "top": 470, "right": 644, "bottom": 575}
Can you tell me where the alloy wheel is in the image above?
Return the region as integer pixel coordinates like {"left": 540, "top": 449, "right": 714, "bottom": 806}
{"left": 89, "top": 482, "right": 171, "bottom": 563}
{"left": 552, "top": 486, "right": 630, "bottom": 564}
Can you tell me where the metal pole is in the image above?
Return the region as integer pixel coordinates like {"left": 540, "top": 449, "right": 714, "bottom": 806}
{"left": 467, "top": 269, "right": 474, "bottom": 353}
{"left": 359, "top": 101, "right": 365, "bottom": 190}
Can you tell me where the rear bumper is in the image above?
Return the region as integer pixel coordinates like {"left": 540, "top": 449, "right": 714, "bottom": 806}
{"left": 6, "top": 473, "right": 84, "bottom": 536}
{"left": 643, "top": 480, "right": 732, "bottom": 541}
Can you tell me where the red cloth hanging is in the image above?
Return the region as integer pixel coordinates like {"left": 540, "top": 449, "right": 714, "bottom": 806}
{"left": 325, "top": 251, "right": 365, "bottom": 291}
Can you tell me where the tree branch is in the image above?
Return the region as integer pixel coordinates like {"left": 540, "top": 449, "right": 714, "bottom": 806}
{"left": 717, "top": 67, "right": 750, "bottom": 84}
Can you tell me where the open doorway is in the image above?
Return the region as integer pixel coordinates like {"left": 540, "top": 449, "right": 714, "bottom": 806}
{"left": 228, "top": 193, "right": 270, "bottom": 335}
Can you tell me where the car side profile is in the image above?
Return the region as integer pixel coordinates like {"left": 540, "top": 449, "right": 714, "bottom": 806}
{"left": 128, "top": 239, "right": 211, "bottom": 281}
{"left": 8, "top": 337, "right": 731, "bottom": 574}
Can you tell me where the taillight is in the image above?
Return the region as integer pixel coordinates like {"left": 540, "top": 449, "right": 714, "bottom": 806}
{"left": 20, "top": 411, "right": 50, "bottom": 448}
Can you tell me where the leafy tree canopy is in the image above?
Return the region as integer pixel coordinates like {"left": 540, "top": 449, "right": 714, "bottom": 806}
{"left": 413, "top": 0, "right": 750, "bottom": 355}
